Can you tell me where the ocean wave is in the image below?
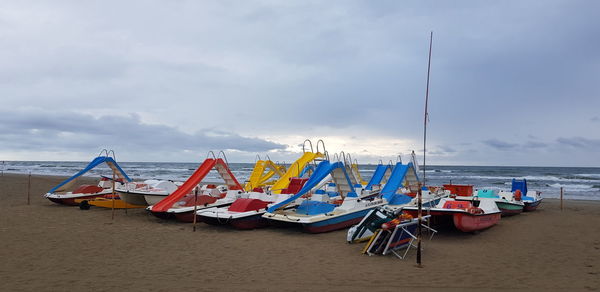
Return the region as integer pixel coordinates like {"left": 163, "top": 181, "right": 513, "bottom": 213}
{"left": 547, "top": 183, "right": 595, "bottom": 191}
{"left": 425, "top": 169, "right": 452, "bottom": 173}
{"left": 577, "top": 173, "right": 600, "bottom": 178}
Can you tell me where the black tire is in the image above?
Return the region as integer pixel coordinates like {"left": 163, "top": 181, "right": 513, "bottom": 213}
{"left": 79, "top": 200, "right": 91, "bottom": 210}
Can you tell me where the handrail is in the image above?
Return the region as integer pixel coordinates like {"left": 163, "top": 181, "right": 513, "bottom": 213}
{"left": 217, "top": 151, "right": 230, "bottom": 166}
{"left": 255, "top": 154, "right": 261, "bottom": 163}
{"left": 265, "top": 154, "right": 272, "bottom": 162}
{"left": 98, "top": 149, "right": 116, "bottom": 160}
{"left": 378, "top": 159, "right": 384, "bottom": 165}
{"left": 397, "top": 155, "right": 402, "bottom": 164}
{"left": 316, "top": 139, "right": 326, "bottom": 154}
{"left": 302, "top": 139, "right": 314, "bottom": 154}
{"left": 333, "top": 153, "right": 339, "bottom": 162}
{"left": 98, "top": 149, "right": 109, "bottom": 157}
{"left": 206, "top": 151, "right": 216, "bottom": 159}
{"left": 323, "top": 151, "right": 330, "bottom": 161}
{"left": 339, "top": 151, "right": 347, "bottom": 164}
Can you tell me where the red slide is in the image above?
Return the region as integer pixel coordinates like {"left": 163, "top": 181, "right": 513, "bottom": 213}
{"left": 151, "top": 158, "right": 217, "bottom": 213}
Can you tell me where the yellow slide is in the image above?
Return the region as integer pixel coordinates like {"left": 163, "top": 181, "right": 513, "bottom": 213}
{"left": 351, "top": 163, "right": 368, "bottom": 185}
{"left": 244, "top": 160, "right": 287, "bottom": 191}
{"left": 271, "top": 152, "right": 323, "bottom": 194}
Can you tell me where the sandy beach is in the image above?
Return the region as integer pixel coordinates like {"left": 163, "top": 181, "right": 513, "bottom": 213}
{"left": 1, "top": 173, "right": 599, "bottom": 291}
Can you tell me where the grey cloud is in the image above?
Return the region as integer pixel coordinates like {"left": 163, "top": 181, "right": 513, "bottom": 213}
{"left": 523, "top": 141, "right": 548, "bottom": 149}
{"left": 556, "top": 137, "right": 600, "bottom": 148}
{"left": 0, "top": 109, "right": 285, "bottom": 156}
{"left": 592, "top": 117, "right": 599, "bottom": 122}
{"left": 482, "top": 139, "right": 519, "bottom": 150}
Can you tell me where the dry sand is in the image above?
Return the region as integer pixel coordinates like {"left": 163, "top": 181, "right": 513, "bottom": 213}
{"left": 1, "top": 173, "right": 599, "bottom": 291}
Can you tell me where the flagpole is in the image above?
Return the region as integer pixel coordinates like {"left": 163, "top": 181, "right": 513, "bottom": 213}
{"left": 417, "top": 31, "right": 433, "bottom": 268}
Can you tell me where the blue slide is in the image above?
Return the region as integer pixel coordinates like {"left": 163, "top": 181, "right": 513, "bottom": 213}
{"left": 379, "top": 162, "right": 419, "bottom": 205}
{"left": 267, "top": 160, "right": 355, "bottom": 213}
{"left": 48, "top": 156, "right": 131, "bottom": 193}
{"left": 365, "top": 164, "right": 392, "bottom": 190}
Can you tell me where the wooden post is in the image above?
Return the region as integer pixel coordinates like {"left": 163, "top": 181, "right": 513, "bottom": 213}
{"left": 111, "top": 170, "right": 116, "bottom": 220}
{"left": 560, "top": 187, "right": 563, "bottom": 211}
{"left": 193, "top": 186, "right": 199, "bottom": 232}
{"left": 27, "top": 171, "right": 31, "bottom": 205}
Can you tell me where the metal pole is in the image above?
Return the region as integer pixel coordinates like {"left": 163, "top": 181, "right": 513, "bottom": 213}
{"left": 423, "top": 31, "right": 433, "bottom": 185}
{"left": 417, "top": 31, "right": 433, "bottom": 268}
{"left": 560, "top": 187, "right": 563, "bottom": 211}
{"left": 27, "top": 171, "right": 31, "bottom": 205}
{"left": 193, "top": 187, "right": 199, "bottom": 232}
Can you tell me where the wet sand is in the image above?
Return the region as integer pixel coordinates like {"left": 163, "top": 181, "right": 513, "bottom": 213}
{"left": 0, "top": 173, "right": 599, "bottom": 291}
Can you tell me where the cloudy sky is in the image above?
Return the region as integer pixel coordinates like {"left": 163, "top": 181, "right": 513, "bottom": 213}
{"left": 1, "top": 1, "right": 598, "bottom": 166}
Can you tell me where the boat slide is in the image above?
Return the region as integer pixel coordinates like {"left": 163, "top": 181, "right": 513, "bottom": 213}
{"left": 270, "top": 151, "right": 323, "bottom": 194}
{"left": 147, "top": 153, "right": 243, "bottom": 220}
{"left": 244, "top": 157, "right": 286, "bottom": 191}
{"left": 364, "top": 163, "right": 393, "bottom": 191}
{"left": 44, "top": 150, "right": 132, "bottom": 206}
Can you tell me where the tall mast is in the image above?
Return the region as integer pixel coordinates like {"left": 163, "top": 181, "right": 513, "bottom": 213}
{"left": 417, "top": 31, "right": 433, "bottom": 268}
{"left": 423, "top": 31, "right": 433, "bottom": 184}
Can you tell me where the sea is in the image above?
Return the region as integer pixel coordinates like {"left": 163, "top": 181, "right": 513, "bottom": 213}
{"left": 2, "top": 161, "right": 600, "bottom": 201}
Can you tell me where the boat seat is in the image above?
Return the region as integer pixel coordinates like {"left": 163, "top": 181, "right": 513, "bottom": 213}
{"left": 281, "top": 178, "right": 308, "bottom": 194}
{"left": 521, "top": 196, "right": 535, "bottom": 202}
{"left": 476, "top": 189, "right": 498, "bottom": 198}
{"left": 296, "top": 201, "right": 336, "bottom": 215}
{"left": 73, "top": 185, "right": 104, "bottom": 194}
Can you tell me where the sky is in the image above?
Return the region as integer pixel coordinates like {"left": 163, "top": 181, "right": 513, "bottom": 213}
{"left": 0, "top": 1, "right": 599, "bottom": 166}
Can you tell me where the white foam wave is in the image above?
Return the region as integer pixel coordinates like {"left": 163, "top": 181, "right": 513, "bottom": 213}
{"left": 577, "top": 173, "right": 600, "bottom": 178}
{"left": 548, "top": 183, "right": 595, "bottom": 191}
